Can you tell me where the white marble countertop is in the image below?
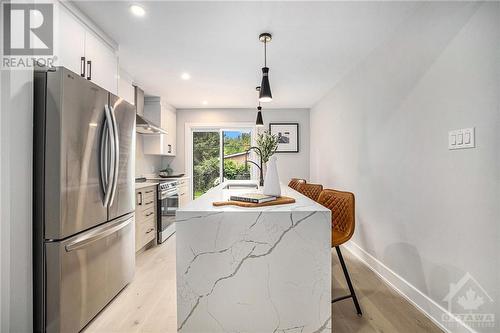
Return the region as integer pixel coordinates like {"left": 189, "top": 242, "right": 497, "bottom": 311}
{"left": 175, "top": 179, "right": 332, "bottom": 332}
{"left": 140, "top": 173, "right": 190, "bottom": 181}
{"left": 178, "top": 180, "right": 329, "bottom": 214}
{"left": 145, "top": 176, "right": 190, "bottom": 181}
{"left": 135, "top": 182, "right": 159, "bottom": 190}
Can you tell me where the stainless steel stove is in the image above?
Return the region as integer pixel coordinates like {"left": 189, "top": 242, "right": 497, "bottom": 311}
{"left": 157, "top": 180, "right": 179, "bottom": 243}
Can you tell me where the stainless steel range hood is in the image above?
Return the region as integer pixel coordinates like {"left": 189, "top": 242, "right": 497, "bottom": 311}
{"left": 136, "top": 114, "right": 167, "bottom": 134}
{"left": 134, "top": 86, "right": 167, "bottom": 135}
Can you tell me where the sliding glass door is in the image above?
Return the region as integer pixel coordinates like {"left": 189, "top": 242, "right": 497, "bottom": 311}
{"left": 192, "top": 128, "right": 253, "bottom": 198}
{"left": 192, "top": 131, "right": 221, "bottom": 199}
{"left": 223, "top": 130, "right": 251, "bottom": 181}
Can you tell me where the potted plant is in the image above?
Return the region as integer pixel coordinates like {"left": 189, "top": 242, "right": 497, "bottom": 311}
{"left": 159, "top": 164, "right": 173, "bottom": 178}
{"left": 255, "top": 130, "right": 279, "bottom": 177}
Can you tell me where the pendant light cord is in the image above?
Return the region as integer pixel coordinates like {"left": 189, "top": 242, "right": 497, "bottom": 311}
{"left": 264, "top": 40, "right": 267, "bottom": 67}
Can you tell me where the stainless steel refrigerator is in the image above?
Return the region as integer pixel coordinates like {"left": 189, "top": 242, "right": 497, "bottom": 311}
{"left": 33, "top": 67, "right": 136, "bottom": 333}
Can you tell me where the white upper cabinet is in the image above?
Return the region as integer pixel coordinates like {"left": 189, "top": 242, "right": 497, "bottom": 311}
{"left": 117, "top": 69, "right": 135, "bottom": 105}
{"left": 143, "top": 98, "right": 177, "bottom": 156}
{"left": 84, "top": 32, "right": 118, "bottom": 94}
{"left": 55, "top": 6, "right": 85, "bottom": 76}
{"left": 164, "top": 106, "right": 176, "bottom": 156}
{"left": 54, "top": 3, "right": 118, "bottom": 94}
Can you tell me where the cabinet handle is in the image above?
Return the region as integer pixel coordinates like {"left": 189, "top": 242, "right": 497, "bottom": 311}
{"left": 138, "top": 192, "right": 143, "bottom": 205}
{"left": 145, "top": 228, "right": 155, "bottom": 234}
{"left": 145, "top": 200, "right": 154, "bottom": 205}
{"left": 86, "top": 60, "right": 92, "bottom": 80}
{"left": 80, "top": 57, "right": 86, "bottom": 77}
{"left": 145, "top": 190, "right": 154, "bottom": 194}
{"left": 168, "top": 144, "right": 172, "bottom": 153}
{"left": 145, "top": 212, "right": 154, "bottom": 217}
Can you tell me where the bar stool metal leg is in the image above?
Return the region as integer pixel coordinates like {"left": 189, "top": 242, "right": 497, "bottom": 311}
{"left": 332, "top": 246, "right": 362, "bottom": 316}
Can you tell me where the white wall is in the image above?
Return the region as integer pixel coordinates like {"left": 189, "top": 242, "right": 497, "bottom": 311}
{"left": 310, "top": 2, "right": 499, "bottom": 332}
{"left": 135, "top": 135, "right": 165, "bottom": 177}
{"left": 170, "top": 108, "right": 310, "bottom": 183}
{"left": 0, "top": 68, "right": 34, "bottom": 332}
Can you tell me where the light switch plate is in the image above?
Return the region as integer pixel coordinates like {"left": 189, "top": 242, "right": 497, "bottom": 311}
{"left": 449, "top": 127, "right": 475, "bottom": 150}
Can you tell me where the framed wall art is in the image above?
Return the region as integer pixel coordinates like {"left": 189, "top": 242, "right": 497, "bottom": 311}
{"left": 269, "top": 123, "right": 299, "bottom": 153}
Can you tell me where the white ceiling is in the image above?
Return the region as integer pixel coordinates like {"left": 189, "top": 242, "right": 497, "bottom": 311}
{"left": 73, "top": 1, "right": 418, "bottom": 109}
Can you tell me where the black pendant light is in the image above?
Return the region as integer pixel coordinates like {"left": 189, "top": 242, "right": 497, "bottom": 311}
{"left": 256, "top": 106, "right": 264, "bottom": 127}
{"left": 255, "top": 86, "right": 264, "bottom": 127}
{"left": 259, "top": 33, "right": 272, "bottom": 102}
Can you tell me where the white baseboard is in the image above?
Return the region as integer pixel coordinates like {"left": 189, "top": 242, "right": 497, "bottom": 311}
{"left": 343, "top": 242, "right": 476, "bottom": 333}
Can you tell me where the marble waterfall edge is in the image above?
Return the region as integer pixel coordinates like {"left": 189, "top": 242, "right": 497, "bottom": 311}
{"left": 176, "top": 183, "right": 332, "bottom": 333}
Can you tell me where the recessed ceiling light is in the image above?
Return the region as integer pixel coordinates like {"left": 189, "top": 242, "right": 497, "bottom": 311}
{"left": 129, "top": 4, "right": 145, "bottom": 17}
{"left": 181, "top": 73, "right": 191, "bottom": 80}
{"left": 201, "top": 100, "right": 208, "bottom": 105}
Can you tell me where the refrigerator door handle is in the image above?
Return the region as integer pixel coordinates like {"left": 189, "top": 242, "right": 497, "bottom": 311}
{"left": 108, "top": 105, "right": 120, "bottom": 206}
{"left": 102, "top": 105, "right": 116, "bottom": 207}
{"left": 64, "top": 215, "right": 133, "bottom": 252}
{"left": 99, "top": 121, "right": 109, "bottom": 204}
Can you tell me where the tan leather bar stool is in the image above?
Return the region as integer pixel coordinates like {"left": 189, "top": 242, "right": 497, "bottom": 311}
{"left": 317, "top": 189, "right": 362, "bottom": 316}
{"left": 297, "top": 183, "right": 323, "bottom": 201}
{"left": 288, "top": 178, "right": 306, "bottom": 190}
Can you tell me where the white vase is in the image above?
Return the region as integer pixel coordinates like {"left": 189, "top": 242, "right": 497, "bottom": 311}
{"left": 263, "top": 155, "right": 281, "bottom": 197}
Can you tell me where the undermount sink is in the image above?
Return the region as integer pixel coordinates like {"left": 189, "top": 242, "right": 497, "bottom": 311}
{"left": 222, "top": 183, "right": 259, "bottom": 189}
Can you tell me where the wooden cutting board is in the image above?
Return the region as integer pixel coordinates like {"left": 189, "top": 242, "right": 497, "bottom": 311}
{"left": 212, "top": 196, "right": 296, "bottom": 208}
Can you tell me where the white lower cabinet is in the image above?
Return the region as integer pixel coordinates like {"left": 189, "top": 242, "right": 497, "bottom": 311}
{"left": 135, "top": 186, "right": 157, "bottom": 252}
{"left": 178, "top": 178, "right": 190, "bottom": 208}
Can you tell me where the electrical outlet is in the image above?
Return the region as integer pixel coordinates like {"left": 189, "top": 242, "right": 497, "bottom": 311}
{"left": 449, "top": 128, "right": 475, "bottom": 150}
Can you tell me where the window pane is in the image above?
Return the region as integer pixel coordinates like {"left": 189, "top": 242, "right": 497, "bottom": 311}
{"left": 193, "top": 131, "right": 220, "bottom": 198}
{"left": 223, "top": 130, "right": 251, "bottom": 181}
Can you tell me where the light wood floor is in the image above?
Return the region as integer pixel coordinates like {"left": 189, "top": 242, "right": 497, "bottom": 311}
{"left": 83, "top": 239, "right": 178, "bottom": 333}
{"left": 332, "top": 248, "right": 443, "bottom": 333}
{"left": 84, "top": 236, "right": 443, "bottom": 333}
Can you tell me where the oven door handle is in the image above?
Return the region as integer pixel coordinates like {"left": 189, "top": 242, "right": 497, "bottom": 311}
{"left": 159, "top": 191, "right": 179, "bottom": 200}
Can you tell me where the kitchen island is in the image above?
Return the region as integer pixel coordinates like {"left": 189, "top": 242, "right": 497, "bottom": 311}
{"left": 176, "top": 181, "right": 332, "bottom": 333}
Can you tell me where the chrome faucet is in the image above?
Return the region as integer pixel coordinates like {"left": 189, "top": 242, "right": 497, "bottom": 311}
{"left": 245, "top": 146, "right": 264, "bottom": 186}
